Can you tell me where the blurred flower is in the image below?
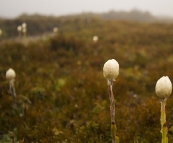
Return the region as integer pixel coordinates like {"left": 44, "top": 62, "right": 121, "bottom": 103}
{"left": 155, "top": 76, "right": 172, "bottom": 98}
{"left": 93, "top": 36, "right": 98, "bottom": 42}
{"left": 53, "top": 27, "right": 58, "bottom": 33}
{"left": 22, "top": 23, "right": 27, "bottom": 34}
{"left": 103, "top": 59, "right": 119, "bottom": 80}
{"left": 6, "top": 68, "right": 16, "bottom": 81}
{"left": 17, "top": 25, "right": 22, "bottom": 32}
{"left": 0, "top": 29, "right": 2, "bottom": 35}
{"left": 22, "top": 23, "right": 27, "bottom": 28}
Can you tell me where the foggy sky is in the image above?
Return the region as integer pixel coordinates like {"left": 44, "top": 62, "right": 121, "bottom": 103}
{"left": 0, "top": 0, "right": 173, "bottom": 18}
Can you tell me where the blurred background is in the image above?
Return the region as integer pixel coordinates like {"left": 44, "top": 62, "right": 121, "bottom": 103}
{"left": 0, "top": 0, "right": 173, "bottom": 18}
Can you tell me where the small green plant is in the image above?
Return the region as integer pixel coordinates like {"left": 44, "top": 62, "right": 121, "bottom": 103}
{"left": 103, "top": 59, "right": 119, "bottom": 143}
{"left": 6, "top": 68, "right": 17, "bottom": 107}
{"left": 155, "top": 76, "right": 172, "bottom": 143}
{"left": 0, "top": 132, "right": 14, "bottom": 143}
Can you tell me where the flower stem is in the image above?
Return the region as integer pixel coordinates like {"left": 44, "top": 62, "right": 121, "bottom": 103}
{"left": 160, "top": 98, "right": 168, "bottom": 143}
{"left": 108, "top": 80, "right": 118, "bottom": 143}
{"left": 10, "top": 80, "right": 17, "bottom": 107}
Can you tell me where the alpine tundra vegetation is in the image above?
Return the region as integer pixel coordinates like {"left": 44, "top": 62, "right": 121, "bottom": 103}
{"left": 0, "top": 15, "right": 173, "bottom": 142}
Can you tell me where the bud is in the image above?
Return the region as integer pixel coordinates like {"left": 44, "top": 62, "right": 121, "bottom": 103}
{"left": 155, "top": 76, "right": 172, "bottom": 99}
{"left": 103, "top": 59, "right": 119, "bottom": 80}
{"left": 22, "top": 23, "right": 27, "bottom": 28}
{"left": 93, "top": 36, "right": 98, "bottom": 42}
{"left": 53, "top": 27, "right": 58, "bottom": 33}
{"left": 17, "top": 25, "right": 22, "bottom": 32}
{"left": 6, "top": 68, "right": 16, "bottom": 81}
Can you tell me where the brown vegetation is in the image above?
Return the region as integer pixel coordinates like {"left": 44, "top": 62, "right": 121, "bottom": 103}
{"left": 0, "top": 17, "right": 173, "bottom": 142}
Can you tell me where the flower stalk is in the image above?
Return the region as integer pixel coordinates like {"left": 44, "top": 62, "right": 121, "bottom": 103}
{"left": 108, "top": 80, "right": 116, "bottom": 143}
{"left": 103, "top": 59, "right": 119, "bottom": 143}
{"left": 160, "top": 98, "right": 168, "bottom": 143}
{"left": 10, "top": 80, "right": 17, "bottom": 107}
{"left": 155, "top": 76, "right": 172, "bottom": 143}
{"left": 6, "top": 68, "right": 17, "bottom": 107}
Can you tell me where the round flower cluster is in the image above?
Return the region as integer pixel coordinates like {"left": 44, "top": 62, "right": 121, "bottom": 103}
{"left": 103, "top": 59, "right": 119, "bottom": 80}
{"left": 6, "top": 68, "right": 16, "bottom": 81}
{"left": 155, "top": 76, "right": 172, "bottom": 99}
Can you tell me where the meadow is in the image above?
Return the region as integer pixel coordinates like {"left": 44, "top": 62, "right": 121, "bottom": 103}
{"left": 0, "top": 16, "right": 173, "bottom": 142}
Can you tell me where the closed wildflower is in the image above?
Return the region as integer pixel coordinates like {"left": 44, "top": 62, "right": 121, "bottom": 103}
{"left": 103, "top": 59, "right": 119, "bottom": 80}
{"left": 22, "top": 23, "right": 27, "bottom": 34}
{"left": 155, "top": 76, "right": 172, "bottom": 99}
{"left": 103, "top": 59, "right": 120, "bottom": 143}
{"left": 22, "top": 23, "right": 27, "bottom": 29}
{"left": 6, "top": 68, "right": 16, "bottom": 81}
{"left": 93, "top": 36, "right": 98, "bottom": 42}
{"left": 155, "top": 76, "right": 172, "bottom": 143}
{"left": 6, "top": 68, "right": 17, "bottom": 107}
{"left": 17, "top": 25, "right": 22, "bottom": 32}
{"left": 53, "top": 27, "right": 58, "bottom": 33}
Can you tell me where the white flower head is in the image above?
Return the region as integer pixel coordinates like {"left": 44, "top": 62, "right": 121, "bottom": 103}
{"left": 155, "top": 76, "right": 172, "bottom": 99}
{"left": 103, "top": 59, "right": 119, "bottom": 80}
{"left": 17, "top": 25, "right": 22, "bottom": 32}
{"left": 6, "top": 68, "right": 16, "bottom": 81}
{"left": 22, "top": 23, "right": 27, "bottom": 28}
{"left": 93, "top": 36, "right": 98, "bottom": 42}
{"left": 53, "top": 27, "right": 58, "bottom": 33}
